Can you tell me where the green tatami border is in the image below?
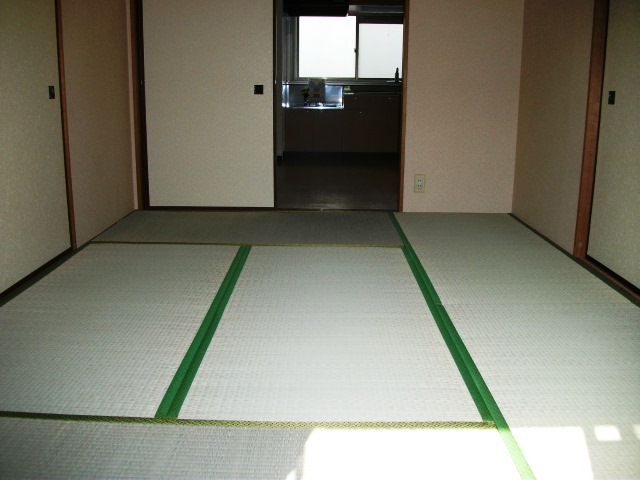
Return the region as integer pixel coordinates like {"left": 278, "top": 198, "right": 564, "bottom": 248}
{"left": 155, "top": 245, "right": 251, "bottom": 419}
{"left": 389, "top": 213, "right": 536, "bottom": 480}
{"left": 0, "top": 411, "right": 494, "bottom": 430}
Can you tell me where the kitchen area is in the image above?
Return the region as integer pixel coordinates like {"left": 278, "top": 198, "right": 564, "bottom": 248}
{"left": 275, "top": 0, "right": 405, "bottom": 210}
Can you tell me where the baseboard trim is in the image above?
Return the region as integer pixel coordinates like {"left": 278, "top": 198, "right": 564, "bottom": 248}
{"left": 583, "top": 255, "right": 640, "bottom": 304}
{"left": 0, "top": 249, "right": 73, "bottom": 307}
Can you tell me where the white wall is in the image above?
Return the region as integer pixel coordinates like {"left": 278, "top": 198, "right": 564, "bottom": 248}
{"left": 512, "top": 0, "right": 594, "bottom": 252}
{"left": 144, "top": 0, "right": 274, "bottom": 207}
{"left": 588, "top": 0, "right": 640, "bottom": 287}
{"left": 0, "top": 0, "right": 71, "bottom": 293}
{"left": 402, "top": 0, "right": 523, "bottom": 213}
{"left": 60, "top": 0, "right": 135, "bottom": 246}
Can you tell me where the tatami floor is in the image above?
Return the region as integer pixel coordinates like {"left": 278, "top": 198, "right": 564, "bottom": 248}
{"left": 0, "top": 212, "right": 638, "bottom": 479}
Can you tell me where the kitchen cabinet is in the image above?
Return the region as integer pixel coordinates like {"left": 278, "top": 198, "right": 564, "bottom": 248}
{"left": 344, "top": 109, "right": 402, "bottom": 153}
{"left": 343, "top": 110, "right": 374, "bottom": 152}
{"left": 284, "top": 109, "right": 314, "bottom": 152}
{"left": 313, "top": 110, "right": 344, "bottom": 152}
{"left": 284, "top": 109, "right": 343, "bottom": 153}
{"left": 343, "top": 94, "right": 400, "bottom": 153}
{"left": 284, "top": 93, "right": 401, "bottom": 154}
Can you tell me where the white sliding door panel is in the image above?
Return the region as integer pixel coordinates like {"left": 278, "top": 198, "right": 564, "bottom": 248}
{"left": 0, "top": 0, "right": 70, "bottom": 292}
{"left": 588, "top": 0, "right": 640, "bottom": 288}
{"left": 143, "top": 0, "right": 274, "bottom": 207}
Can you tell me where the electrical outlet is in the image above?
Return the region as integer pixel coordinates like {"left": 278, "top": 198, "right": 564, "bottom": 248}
{"left": 414, "top": 174, "right": 425, "bottom": 193}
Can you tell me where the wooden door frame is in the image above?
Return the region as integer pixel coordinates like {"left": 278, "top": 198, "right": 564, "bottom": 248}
{"left": 55, "top": 0, "right": 77, "bottom": 249}
{"left": 573, "top": 0, "right": 609, "bottom": 258}
{"left": 131, "top": 0, "right": 149, "bottom": 209}
{"left": 398, "top": 0, "right": 409, "bottom": 212}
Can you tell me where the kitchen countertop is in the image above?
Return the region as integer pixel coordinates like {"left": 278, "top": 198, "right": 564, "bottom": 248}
{"left": 286, "top": 103, "right": 344, "bottom": 110}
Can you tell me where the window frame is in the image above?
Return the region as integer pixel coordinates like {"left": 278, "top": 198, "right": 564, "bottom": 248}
{"left": 292, "top": 12, "right": 404, "bottom": 82}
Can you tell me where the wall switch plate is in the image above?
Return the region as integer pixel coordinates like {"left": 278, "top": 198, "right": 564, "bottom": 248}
{"left": 48, "top": 86, "right": 55, "bottom": 99}
{"left": 414, "top": 174, "right": 425, "bottom": 193}
{"left": 254, "top": 84, "right": 264, "bottom": 95}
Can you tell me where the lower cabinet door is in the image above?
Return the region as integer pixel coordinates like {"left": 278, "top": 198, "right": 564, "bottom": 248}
{"left": 313, "top": 110, "right": 344, "bottom": 152}
{"left": 284, "top": 109, "right": 314, "bottom": 152}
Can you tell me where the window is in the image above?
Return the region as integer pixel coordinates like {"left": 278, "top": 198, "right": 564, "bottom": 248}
{"left": 358, "top": 23, "right": 403, "bottom": 79}
{"left": 296, "top": 15, "right": 403, "bottom": 80}
{"left": 298, "top": 16, "right": 356, "bottom": 78}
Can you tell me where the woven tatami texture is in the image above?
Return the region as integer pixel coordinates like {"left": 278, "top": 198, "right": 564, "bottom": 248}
{"left": 0, "top": 243, "right": 237, "bottom": 417}
{"left": 447, "top": 303, "right": 640, "bottom": 479}
{"left": 180, "top": 246, "right": 480, "bottom": 422}
{"left": 395, "top": 213, "right": 640, "bottom": 479}
{"left": 395, "top": 213, "right": 622, "bottom": 305}
{"left": 95, "top": 210, "right": 402, "bottom": 247}
{"left": 0, "top": 417, "right": 520, "bottom": 479}
{"left": 4, "top": 212, "right": 637, "bottom": 478}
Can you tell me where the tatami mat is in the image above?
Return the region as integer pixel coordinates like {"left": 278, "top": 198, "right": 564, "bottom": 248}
{"left": 448, "top": 303, "right": 640, "bottom": 479}
{"left": 0, "top": 243, "right": 238, "bottom": 417}
{"left": 395, "top": 213, "right": 640, "bottom": 479}
{"left": 0, "top": 417, "right": 521, "bottom": 479}
{"left": 94, "top": 210, "right": 402, "bottom": 246}
{"left": 395, "top": 213, "right": 623, "bottom": 305}
{"left": 180, "top": 247, "right": 481, "bottom": 422}
{"left": 4, "top": 212, "right": 637, "bottom": 478}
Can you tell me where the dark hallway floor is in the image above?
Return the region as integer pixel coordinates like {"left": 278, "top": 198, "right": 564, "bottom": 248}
{"left": 275, "top": 154, "right": 400, "bottom": 211}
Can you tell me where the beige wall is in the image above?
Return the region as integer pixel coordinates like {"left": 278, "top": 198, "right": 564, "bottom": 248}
{"left": 402, "top": 0, "right": 523, "bottom": 213}
{"left": 588, "top": 0, "right": 640, "bottom": 288}
{"left": 60, "top": 0, "right": 135, "bottom": 246}
{"left": 144, "top": 0, "right": 274, "bottom": 207}
{"left": 512, "top": 0, "right": 594, "bottom": 252}
{"left": 0, "top": 0, "right": 71, "bottom": 293}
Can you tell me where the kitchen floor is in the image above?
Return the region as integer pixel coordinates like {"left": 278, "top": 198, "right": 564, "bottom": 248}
{"left": 276, "top": 153, "right": 400, "bottom": 211}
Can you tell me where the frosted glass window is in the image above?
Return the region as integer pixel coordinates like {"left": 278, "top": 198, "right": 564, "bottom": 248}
{"left": 298, "top": 16, "right": 356, "bottom": 78}
{"left": 358, "top": 23, "right": 404, "bottom": 78}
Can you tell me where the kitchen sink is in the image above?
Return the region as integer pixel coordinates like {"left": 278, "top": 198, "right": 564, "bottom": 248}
{"left": 287, "top": 102, "right": 343, "bottom": 109}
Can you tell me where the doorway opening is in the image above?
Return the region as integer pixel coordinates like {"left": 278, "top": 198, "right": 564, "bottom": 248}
{"left": 274, "top": 2, "right": 406, "bottom": 211}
